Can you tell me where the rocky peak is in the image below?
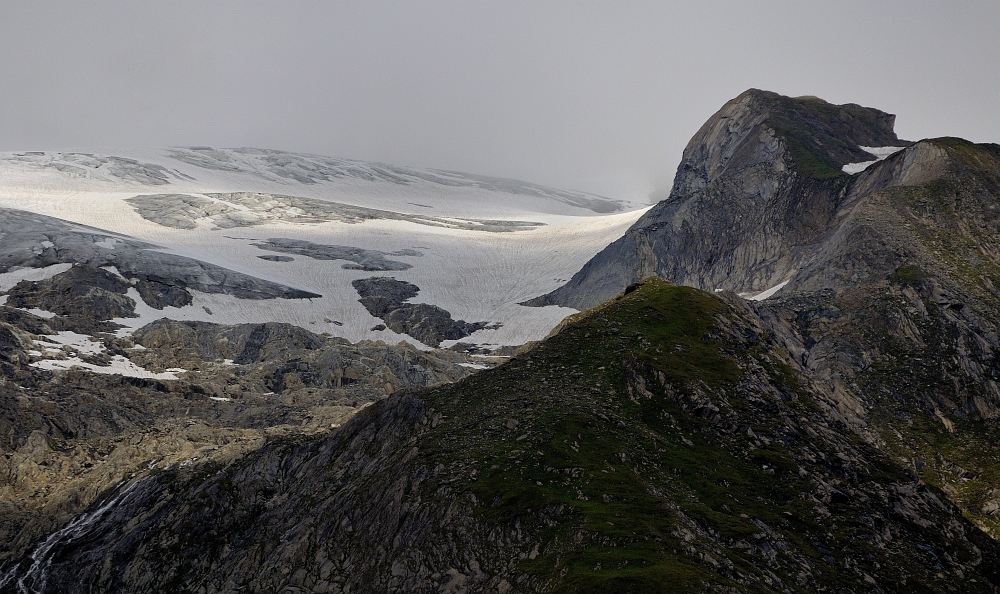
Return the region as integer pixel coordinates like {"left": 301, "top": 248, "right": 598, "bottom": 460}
{"left": 666, "top": 88, "right": 906, "bottom": 200}
{"left": 526, "top": 89, "right": 914, "bottom": 311}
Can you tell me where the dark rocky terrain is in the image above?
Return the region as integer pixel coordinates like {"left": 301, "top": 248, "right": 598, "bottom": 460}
{"left": 5, "top": 89, "right": 1000, "bottom": 593}
{"left": 353, "top": 277, "right": 493, "bottom": 347}
{"left": 5, "top": 280, "right": 999, "bottom": 593}
{"left": 0, "top": 262, "right": 481, "bottom": 588}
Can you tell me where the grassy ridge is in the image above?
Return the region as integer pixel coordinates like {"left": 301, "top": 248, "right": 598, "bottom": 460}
{"left": 413, "top": 279, "right": 996, "bottom": 592}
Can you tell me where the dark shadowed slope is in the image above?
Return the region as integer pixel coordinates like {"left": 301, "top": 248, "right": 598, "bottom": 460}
{"left": 4, "top": 280, "right": 998, "bottom": 593}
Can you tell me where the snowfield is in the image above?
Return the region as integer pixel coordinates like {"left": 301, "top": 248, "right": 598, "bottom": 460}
{"left": 841, "top": 145, "right": 907, "bottom": 175}
{"left": 0, "top": 147, "right": 648, "bottom": 349}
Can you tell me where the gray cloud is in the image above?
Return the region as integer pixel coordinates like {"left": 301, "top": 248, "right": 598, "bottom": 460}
{"left": 0, "top": 1, "right": 997, "bottom": 201}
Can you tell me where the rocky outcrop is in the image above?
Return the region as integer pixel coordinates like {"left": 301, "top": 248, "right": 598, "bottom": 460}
{"left": 0, "top": 208, "right": 320, "bottom": 303}
{"left": 525, "top": 89, "right": 911, "bottom": 310}
{"left": 5, "top": 266, "right": 136, "bottom": 323}
{"left": 0, "top": 323, "right": 26, "bottom": 365}
{"left": 130, "top": 318, "right": 473, "bottom": 396}
{"left": 353, "top": 277, "right": 492, "bottom": 347}
{"left": 252, "top": 238, "right": 421, "bottom": 271}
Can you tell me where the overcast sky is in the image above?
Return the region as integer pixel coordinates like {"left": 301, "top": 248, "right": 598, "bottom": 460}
{"left": 0, "top": 1, "right": 997, "bottom": 201}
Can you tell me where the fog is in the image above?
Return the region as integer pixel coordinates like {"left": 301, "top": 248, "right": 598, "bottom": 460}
{"left": 1, "top": 1, "right": 997, "bottom": 201}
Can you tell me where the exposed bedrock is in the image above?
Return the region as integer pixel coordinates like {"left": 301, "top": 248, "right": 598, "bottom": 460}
{"left": 5, "top": 266, "right": 136, "bottom": 322}
{"left": 525, "top": 89, "right": 914, "bottom": 310}
{"left": 124, "top": 193, "right": 235, "bottom": 230}
{"left": 352, "top": 277, "right": 492, "bottom": 347}
{"left": 251, "top": 238, "right": 420, "bottom": 271}
{"left": 2, "top": 265, "right": 196, "bottom": 334}
{"left": 0, "top": 323, "right": 27, "bottom": 364}
{"left": 134, "top": 319, "right": 324, "bottom": 365}
{"left": 0, "top": 208, "right": 320, "bottom": 304}
{"left": 131, "top": 319, "right": 474, "bottom": 395}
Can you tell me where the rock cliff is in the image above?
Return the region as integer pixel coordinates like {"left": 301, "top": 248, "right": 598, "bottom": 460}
{"left": 525, "top": 89, "right": 911, "bottom": 310}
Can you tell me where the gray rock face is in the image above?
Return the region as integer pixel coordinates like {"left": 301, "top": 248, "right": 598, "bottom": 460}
{"left": 0, "top": 208, "right": 320, "bottom": 303}
{"left": 252, "top": 238, "right": 420, "bottom": 271}
{"left": 5, "top": 266, "right": 135, "bottom": 321}
{"left": 525, "top": 89, "right": 912, "bottom": 310}
{"left": 0, "top": 324, "right": 25, "bottom": 364}
{"left": 131, "top": 318, "right": 473, "bottom": 394}
{"left": 352, "top": 277, "right": 491, "bottom": 347}
{"left": 134, "top": 319, "right": 324, "bottom": 365}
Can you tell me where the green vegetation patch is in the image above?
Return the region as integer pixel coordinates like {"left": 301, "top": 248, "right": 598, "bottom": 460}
{"left": 889, "top": 265, "right": 925, "bottom": 287}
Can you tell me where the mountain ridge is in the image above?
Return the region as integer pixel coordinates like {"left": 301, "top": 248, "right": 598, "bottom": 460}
{"left": 6, "top": 89, "right": 1000, "bottom": 593}
{"left": 5, "top": 279, "right": 999, "bottom": 593}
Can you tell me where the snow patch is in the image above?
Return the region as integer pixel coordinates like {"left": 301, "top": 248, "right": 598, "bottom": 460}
{"left": 860, "top": 146, "right": 906, "bottom": 158}
{"left": 458, "top": 362, "right": 491, "bottom": 370}
{"left": 30, "top": 356, "right": 183, "bottom": 380}
{"left": 29, "top": 331, "right": 184, "bottom": 380}
{"left": 100, "top": 265, "right": 130, "bottom": 282}
{"left": 842, "top": 146, "right": 906, "bottom": 174}
{"left": 746, "top": 280, "right": 790, "bottom": 301}
{"left": 40, "top": 331, "right": 105, "bottom": 355}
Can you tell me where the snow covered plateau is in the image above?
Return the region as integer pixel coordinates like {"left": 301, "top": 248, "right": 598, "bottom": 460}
{"left": 0, "top": 147, "right": 649, "bottom": 352}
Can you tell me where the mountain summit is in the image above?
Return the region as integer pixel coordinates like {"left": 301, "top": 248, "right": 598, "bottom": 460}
{"left": 525, "top": 89, "right": 915, "bottom": 310}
